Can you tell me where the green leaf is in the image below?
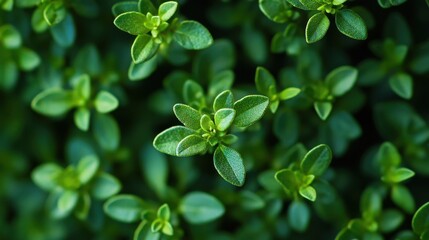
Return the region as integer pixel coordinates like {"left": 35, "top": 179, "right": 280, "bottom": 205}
{"left": 412, "top": 202, "right": 429, "bottom": 235}
{"left": 305, "top": 13, "right": 330, "bottom": 43}
{"left": 57, "top": 190, "right": 78, "bottom": 214}
{"left": 140, "top": 145, "right": 168, "bottom": 197}
{"left": 104, "top": 195, "right": 147, "bottom": 223}
{"left": 389, "top": 72, "right": 413, "bottom": 99}
{"left": 128, "top": 56, "right": 158, "bottom": 81}
{"left": 288, "top": 201, "right": 310, "bottom": 232}
{"left": 335, "top": 9, "right": 367, "bottom": 40}
{"left": 0, "top": 60, "right": 18, "bottom": 90}
{"left": 73, "top": 74, "right": 91, "bottom": 100}
{"left": 275, "top": 169, "right": 298, "bottom": 193}
{"left": 94, "top": 91, "right": 119, "bottom": 113}
{"left": 285, "top": 0, "right": 311, "bottom": 9}
{"left": 314, "top": 101, "right": 332, "bottom": 120}
{"left": 383, "top": 168, "right": 415, "bottom": 183}
{"left": 299, "top": 0, "right": 323, "bottom": 9}
{"left": 131, "top": 34, "right": 159, "bottom": 64}
{"left": 158, "top": 1, "right": 177, "bottom": 21}
{"left": 233, "top": 95, "right": 269, "bottom": 128}
{"left": 213, "top": 90, "right": 234, "bottom": 112}
{"left": 0, "top": 25, "right": 22, "bottom": 48}
{"left": 31, "top": 163, "right": 63, "bottom": 191}
{"left": 31, "top": 89, "right": 76, "bottom": 116}
{"left": 301, "top": 144, "right": 332, "bottom": 176}
{"left": 173, "top": 104, "right": 202, "bottom": 130}
{"left": 76, "top": 155, "right": 99, "bottom": 184}
{"left": 173, "top": 20, "right": 213, "bottom": 50}
{"left": 138, "top": 0, "right": 157, "bottom": 15}
{"left": 278, "top": 87, "right": 301, "bottom": 100}
{"left": 50, "top": 13, "right": 76, "bottom": 47}
{"left": 391, "top": 184, "right": 415, "bottom": 214}
{"left": 180, "top": 191, "right": 225, "bottom": 224}
{"left": 157, "top": 203, "right": 170, "bottom": 221}
{"left": 259, "top": 0, "right": 296, "bottom": 23}
{"left": 255, "top": 66, "right": 277, "bottom": 96}
{"left": 134, "top": 221, "right": 161, "bottom": 240}
{"left": 325, "top": 66, "right": 358, "bottom": 96}
{"left": 111, "top": 1, "right": 139, "bottom": 16}
{"left": 377, "top": 142, "right": 401, "bottom": 171}
{"left": 114, "top": 12, "right": 149, "bottom": 35}
{"left": 214, "top": 108, "right": 236, "bottom": 131}
{"left": 17, "top": 48, "right": 41, "bottom": 71}
{"left": 176, "top": 134, "right": 208, "bottom": 157}
{"left": 43, "top": 1, "right": 66, "bottom": 25}
{"left": 183, "top": 80, "right": 205, "bottom": 108}
{"left": 239, "top": 190, "right": 265, "bottom": 211}
{"left": 93, "top": 113, "right": 120, "bottom": 151}
{"left": 332, "top": 0, "right": 347, "bottom": 5}
{"left": 90, "top": 173, "right": 121, "bottom": 200}
{"left": 74, "top": 107, "right": 90, "bottom": 131}
{"left": 213, "top": 145, "right": 246, "bottom": 186}
{"left": 153, "top": 126, "right": 196, "bottom": 156}
{"left": 379, "top": 209, "right": 404, "bottom": 233}
{"left": 299, "top": 185, "right": 317, "bottom": 201}
{"left": 162, "top": 222, "right": 174, "bottom": 236}
{"left": 32, "top": 7, "right": 49, "bottom": 32}
{"left": 74, "top": 192, "right": 91, "bottom": 220}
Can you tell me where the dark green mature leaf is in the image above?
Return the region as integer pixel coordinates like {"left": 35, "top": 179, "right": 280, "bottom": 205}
{"left": 129, "top": 56, "right": 158, "bottom": 81}
{"left": 299, "top": 0, "right": 323, "bottom": 9}
{"left": 173, "top": 20, "right": 213, "bottom": 50}
{"left": 173, "top": 104, "right": 201, "bottom": 130}
{"left": 314, "top": 101, "right": 332, "bottom": 120}
{"left": 0, "top": 60, "right": 18, "bottom": 90}
{"left": 412, "top": 202, "right": 429, "bottom": 235}
{"left": 111, "top": 1, "right": 139, "bottom": 16}
{"left": 305, "top": 13, "right": 330, "bottom": 43}
{"left": 176, "top": 134, "right": 208, "bottom": 157}
{"left": 138, "top": 0, "right": 156, "bottom": 15}
{"left": 379, "top": 209, "right": 404, "bottom": 233}
{"left": 285, "top": 0, "right": 311, "bottom": 9}
{"left": 301, "top": 144, "right": 332, "bottom": 176}
{"left": 335, "top": 9, "right": 367, "bottom": 40}
{"left": 17, "top": 48, "right": 41, "bottom": 71}
{"left": 104, "top": 195, "right": 147, "bottom": 223}
{"left": 153, "top": 126, "right": 195, "bottom": 156}
{"left": 0, "top": 25, "right": 22, "bottom": 48}
{"left": 214, "top": 108, "right": 236, "bottom": 131}
{"left": 90, "top": 173, "right": 121, "bottom": 200}
{"left": 389, "top": 73, "right": 413, "bottom": 99}
{"left": 288, "top": 201, "right": 310, "bottom": 232}
{"left": 74, "top": 108, "right": 90, "bottom": 132}
{"left": 93, "top": 113, "right": 120, "bottom": 151}
{"left": 180, "top": 192, "right": 225, "bottom": 224}
{"left": 114, "top": 12, "right": 149, "bottom": 35}
{"left": 255, "top": 66, "right": 276, "bottom": 96}
{"left": 259, "top": 0, "right": 295, "bottom": 23}
{"left": 158, "top": 1, "right": 177, "bottom": 21}
{"left": 134, "top": 221, "right": 161, "bottom": 240}
{"left": 131, "top": 34, "right": 159, "bottom": 63}
{"left": 213, "top": 90, "right": 234, "bottom": 112}
{"left": 140, "top": 145, "right": 168, "bottom": 197}
{"left": 325, "top": 66, "right": 358, "bottom": 96}
{"left": 213, "top": 145, "right": 245, "bottom": 186}
{"left": 50, "top": 13, "right": 76, "bottom": 47}
{"left": 31, "top": 89, "right": 75, "bottom": 116}
{"left": 233, "top": 95, "right": 269, "bottom": 128}
{"left": 391, "top": 184, "right": 415, "bottom": 213}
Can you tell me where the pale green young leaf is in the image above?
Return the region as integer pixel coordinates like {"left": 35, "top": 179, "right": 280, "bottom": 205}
{"left": 162, "top": 222, "right": 174, "bottom": 236}
{"left": 332, "top": 0, "right": 347, "bottom": 5}
{"left": 383, "top": 168, "right": 415, "bottom": 183}
{"left": 43, "top": 1, "right": 66, "bottom": 25}
{"left": 93, "top": 113, "right": 120, "bottom": 151}
{"left": 301, "top": 144, "right": 332, "bottom": 176}
{"left": 213, "top": 90, "right": 234, "bottom": 112}
{"left": 131, "top": 34, "right": 159, "bottom": 64}
{"left": 173, "top": 104, "right": 202, "bottom": 130}
{"left": 0, "top": 25, "right": 22, "bottom": 48}
{"left": 213, "top": 145, "right": 245, "bottom": 186}
{"left": 288, "top": 201, "right": 310, "bottom": 232}
{"left": 151, "top": 219, "right": 163, "bottom": 233}
{"left": 157, "top": 203, "right": 170, "bottom": 221}
{"left": 233, "top": 95, "right": 269, "bottom": 128}
{"left": 94, "top": 91, "right": 119, "bottom": 113}
{"left": 325, "top": 66, "right": 358, "bottom": 96}
{"left": 299, "top": 185, "right": 317, "bottom": 201}
{"left": 278, "top": 87, "right": 301, "bottom": 100}
{"left": 389, "top": 72, "right": 413, "bottom": 99}
{"left": 17, "top": 48, "right": 41, "bottom": 71}
{"left": 50, "top": 13, "right": 76, "bottom": 47}
{"left": 173, "top": 20, "right": 213, "bottom": 50}
{"left": 377, "top": 142, "right": 401, "bottom": 171}
{"left": 76, "top": 155, "right": 99, "bottom": 184}
{"left": 335, "top": 9, "right": 367, "bottom": 40}
{"left": 111, "top": 1, "right": 139, "bottom": 16}
{"left": 74, "top": 107, "right": 90, "bottom": 131}
{"left": 412, "top": 202, "right": 429, "bottom": 235}
{"left": 305, "top": 13, "right": 330, "bottom": 43}
{"left": 90, "top": 173, "right": 121, "bottom": 200}
{"left": 31, "top": 89, "right": 76, "bottom": 116}
{"left": 57, "top": 190, "right": 79, "bottom": 214}
{"left": 153, "top": 126, "right": 195, "bottom": 156}
{"left": 31, "top": 163, "right": 63, "bottom": 191}
{"left": 255, "top": 66, "right": 277, "bottom": 96}
{"left": 314, "top": 101, "right": 332, "bottom": 120}
{"left": 275, "top": 169, "right": 298, "bottom": 193}
{"left": 74, "top": 192, "right": 91, "bottom": 220}
{"left": 1, "top": 0, "right": 13, "bottom": 10}
{"left": 158, "top": 1, "right": 177, "bottom": 21}
{"left": 104, "top": 194, "right": 147, "bottom": 223}
{"left": 32, "top": 7, "right": 49, "bottom": 32}
{"left": 176, "top": 134, "right": 208, "bottom": 157}
{"left": 214, "top": 108, "right": 236, "bottom": 132}
{"left": 391, "top": 184, "right": 415, "bottom": 214}
{"left": 73, "top": 74, "right": 91, "bottom": 100}
{"left": 180, "top": 191, "right": 225, "bottom": 224}
{"left": 114, "top": 12, "right": 149, "bottom": 35}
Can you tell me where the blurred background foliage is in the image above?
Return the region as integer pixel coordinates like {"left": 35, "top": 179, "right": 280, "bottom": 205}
{"left": 1, "top": 0, "right": 429, "bottom": 239}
